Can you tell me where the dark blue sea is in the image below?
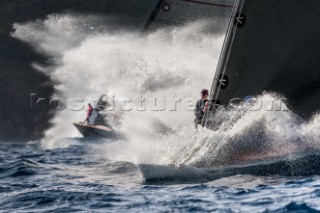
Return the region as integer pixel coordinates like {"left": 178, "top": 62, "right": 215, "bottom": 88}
{"left": 1, "top": 140, "right": 320, "bottom": 213}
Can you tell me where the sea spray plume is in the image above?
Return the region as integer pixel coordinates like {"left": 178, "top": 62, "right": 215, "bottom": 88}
{"left": 12, "top": 14, "right": 225, "bottom": 151}
{"left": 11, "top": 14, "right": 320, "bottom": 175}
{"left": 174, "top": 93, "right": 320, "bottom": 168}
{"left": 100, "top": 93, "right": 306, "bottom": 166}
{"left": 12, "top": 14, "right": 112, "bottom": 57}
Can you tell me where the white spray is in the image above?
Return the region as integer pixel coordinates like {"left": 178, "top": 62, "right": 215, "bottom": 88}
{"left": 12, "top": 14, "right": 320, "bottom": 167}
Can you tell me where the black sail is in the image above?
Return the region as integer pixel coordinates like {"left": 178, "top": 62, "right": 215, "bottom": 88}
{"left": 143, "top": 0, "right": 234, "bottom": 31}
{"left": 208, "top": 0, "right": 320, "bottom": 119}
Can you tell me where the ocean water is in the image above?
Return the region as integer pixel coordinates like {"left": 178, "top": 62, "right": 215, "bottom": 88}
{"left": 4, "top": 14, "right": 320, "bottom": 212}
{"left": 1, "top": 140, "right": 320, "bottom": 212}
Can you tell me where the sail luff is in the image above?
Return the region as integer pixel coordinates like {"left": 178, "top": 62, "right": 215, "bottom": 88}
{"left": 201, "top": 0, "right": 243, "bottom": 126}
{"left": 209, "top": 0, "right": 244, "bottom": 103}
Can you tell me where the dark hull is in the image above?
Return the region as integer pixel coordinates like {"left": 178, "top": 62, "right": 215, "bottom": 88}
{"left": 73, "top": 123, "right": 118, "bottom": 138}
{"left": 138, "top": 153, "right": 320, "bottom": 183}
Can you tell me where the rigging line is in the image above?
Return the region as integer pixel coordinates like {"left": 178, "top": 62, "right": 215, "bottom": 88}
{"left": 181, "top": 0, "right": 234, "bottom": 8}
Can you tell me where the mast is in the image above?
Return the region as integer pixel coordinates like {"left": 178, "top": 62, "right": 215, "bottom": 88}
{"left": 202, "top": 0, "right": 245, "bottom": 126}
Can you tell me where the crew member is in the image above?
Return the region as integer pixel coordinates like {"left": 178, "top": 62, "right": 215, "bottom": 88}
{"left": 194, "top": 89, "right": 209, "bottom": 127}
{"left": 84, "top": 103, "right": 94, "bottom": 124}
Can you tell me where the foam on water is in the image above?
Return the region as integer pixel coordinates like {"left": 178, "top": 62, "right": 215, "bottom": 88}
{"left": 12, "top": 14, "right": 320, "bottom": 170}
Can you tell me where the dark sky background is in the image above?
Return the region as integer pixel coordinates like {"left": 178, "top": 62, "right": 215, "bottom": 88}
{"left": 0, "top": 0, "right": 158, "bottom": 141}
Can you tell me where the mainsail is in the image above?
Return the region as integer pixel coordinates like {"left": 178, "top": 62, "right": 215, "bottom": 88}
{"left": 143, "top": 0, "right": 234, "bottom": 31}
{"left": 206, "top": 0, "right": 320, "bottom": 120}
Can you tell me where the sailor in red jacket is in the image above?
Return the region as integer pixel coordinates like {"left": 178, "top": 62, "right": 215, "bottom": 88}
{"left": 84, "top": 103, "right": 94, "bottom": 124}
